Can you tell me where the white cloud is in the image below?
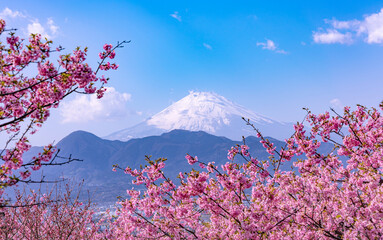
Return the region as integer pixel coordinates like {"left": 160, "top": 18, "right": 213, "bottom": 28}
{"left": 203, "top": 43, "right": 212, "bottom": 50}
{"left": 313, "top": 8, "right": 383, "bottom": 44}
{"left": 0, "top": 7, "right": 59, "bottom": 38}
{"left": 359, "top": 8, "right": 383, "bottom": 44}
{"left": 257, "top": 39, "right": 287, "bottom": 54}
{"left": 0, "top": 7, "right": 25, "bottom": 19}
{"left": 313, "top": 29, "right": 353, "bottom": 44}
{"left": 257, "top": 39, "right": 276, "bottom": 50}
{"left": 170, "top": 11, "right": 181, "bottom": 22}
{"left": 60, "top": 87, "right": 132, "bottom": 123}
{"left": 325, "top": 19, "right": 360, "bottom": 30}
{"left": 47, "top": 18, "right": 59, "bottom": 35}
{"left": 27, "top": 18, "right": 60, "bottom": 38}
{"left": 27, "top": 20, "right": 50, "bottom": 38}
{"left": 330, "top": 98, "right": 344, "bottom": 110}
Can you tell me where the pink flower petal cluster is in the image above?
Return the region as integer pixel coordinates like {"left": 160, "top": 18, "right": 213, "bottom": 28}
{"left": 106, "top": 102, "right": 383, "bottom": 239}
{"left": 0, "top": 186, "right": 107, "bottom": 239}
{"left": 185, "top": 154, "right": 198, "bottom": 165}
{"left": 0, "top": 19, "right": 125, "bottom": 194}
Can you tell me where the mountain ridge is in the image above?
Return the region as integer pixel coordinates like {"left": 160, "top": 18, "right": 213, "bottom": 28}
{"left": 21, "top": 129, "right": 318, "bottom": 205}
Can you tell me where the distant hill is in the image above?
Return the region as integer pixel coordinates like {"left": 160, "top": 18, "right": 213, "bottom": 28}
{"left": 16, "top": 129, "right": 333, "bottom": 206}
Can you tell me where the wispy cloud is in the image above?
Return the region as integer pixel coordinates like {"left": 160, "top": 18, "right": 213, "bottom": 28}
{"left": 60, "top": 87, "right": 133, "bottom": 123}
{"left": 47, "top": 18, "right": 59, "bottom": 35}
{"left": 276, "top": 49, "right": 288, "bottom": 54}
{"left": 313, "top": 8, "right": 383, "bottom": 44}
{"left": 330, "top": 98, "right": 344, "bottom": 110}
{"left": 313, "top": 29, "right": 353, "bottom": 44}
{"left": 257, "top": 39, "right": 287, "bottom": 54}
{"left": 203, "top": 43, "right": 212, "bottom": 50}
{"left": 257, "top": 39, "right": 276, "bottom": 50}
{"left": 0, "top": 7, "right": 25, "bottom": 19}
{"left": 325, "top": 19, "right": 360, "bottom": 30}
{"left": 0, "top": 7, "right": 59, "bottom": 38}
{"left": 170, "top": 11, "right": 181, "bottom": 22}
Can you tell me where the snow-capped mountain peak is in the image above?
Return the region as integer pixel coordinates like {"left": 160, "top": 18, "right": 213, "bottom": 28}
{"left": 147, "top": 91, "right": 275, "bottom": 133}
{"left": 105, "top": 91, "right": 293, "bottom": 141}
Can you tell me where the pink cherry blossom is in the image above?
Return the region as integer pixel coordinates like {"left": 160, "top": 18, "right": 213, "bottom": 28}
{"left": 0, "top": 19, "right": 126, "bottom": 195}
{"left": 107, "top": 102, "right": 383, "bottom": 239}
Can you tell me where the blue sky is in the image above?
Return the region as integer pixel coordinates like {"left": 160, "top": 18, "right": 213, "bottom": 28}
{"left": 1, "top": 0, "right": 383, "bottom": 146}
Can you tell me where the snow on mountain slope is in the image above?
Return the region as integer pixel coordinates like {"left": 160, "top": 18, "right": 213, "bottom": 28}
{"left": 146, "top": 91, "right": 276, "bottom": 131}
{"left": 105, "top": 91, "right": 294, "bottom": 141}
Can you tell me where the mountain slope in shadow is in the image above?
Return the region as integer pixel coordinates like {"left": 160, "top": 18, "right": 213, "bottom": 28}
{"left": 20, "top": 129, "right": 334, "bottom": 205}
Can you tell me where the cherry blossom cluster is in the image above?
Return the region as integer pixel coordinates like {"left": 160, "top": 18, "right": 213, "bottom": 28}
{"left": 106, "top": 102, "right": 383, "bottom": 239}
{"left": 0, "top": 19, "right": 126, "bottom": 194}
{"left": 0, "top": 186, "right": 106, "bottom": 239}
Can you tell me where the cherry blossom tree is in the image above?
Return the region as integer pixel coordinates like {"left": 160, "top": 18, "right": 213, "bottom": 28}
{"left": 108, "top": 103, "right": 383, "bottom": 239}
{"left": 0, "top": 183, "right": 108, "bottom": 239}
{"left": 0, "top": 18, "right": 127, "bottom": 197}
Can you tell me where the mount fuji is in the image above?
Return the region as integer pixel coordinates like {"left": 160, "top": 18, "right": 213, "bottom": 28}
{"left": 105, "top": 91, "right": 294, "bottom": 141}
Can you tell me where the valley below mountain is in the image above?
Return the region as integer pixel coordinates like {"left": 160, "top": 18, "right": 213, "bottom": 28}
{"left": 14, "top": 129, "right": 334, "bottom": 207}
